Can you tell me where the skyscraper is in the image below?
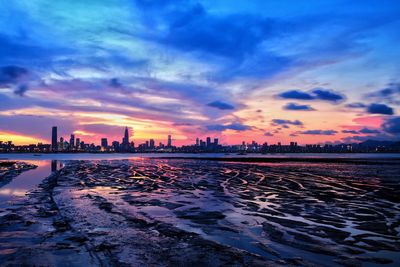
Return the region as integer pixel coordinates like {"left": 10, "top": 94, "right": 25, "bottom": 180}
{"left": 123, "top": 127, "right": 129, "bottom": 145}
{"left": 149, "top": 139, "right": 155, "bottom": 149}
{"left": 196, "top": 137, "right": 199, "bottom": 146}
{"left": 214, "top": 138, "right": 218, "bottom": 146}
{"left": 59, "top": 137, "right": 64, "bottom": 151}
{"left": 167, "top": 135, "right": 172, "bottom": 147}
{"left": 51, "top": 126, "right": 57, "bottom": 152}
{"left": 101, "top": 138, "right": 108, "bottom": 148}
{"left": 206, "top": 137, "right": 211, "bottom": 147}
{"left": 70, "top": 134, "right": 75, "bottom": 150}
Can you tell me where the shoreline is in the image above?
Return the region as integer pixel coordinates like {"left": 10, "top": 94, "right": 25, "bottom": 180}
{"left": 153, "top": 156, "right": 400, "bottom": 165}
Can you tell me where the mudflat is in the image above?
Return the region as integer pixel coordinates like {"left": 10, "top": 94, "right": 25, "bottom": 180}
{"left": 0, "top": 159, "right": 399, "bottom": 266}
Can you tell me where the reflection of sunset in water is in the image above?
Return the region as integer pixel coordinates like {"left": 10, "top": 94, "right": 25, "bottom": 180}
{"left": 0, "top": 160, "right": 55, "bottom": 204}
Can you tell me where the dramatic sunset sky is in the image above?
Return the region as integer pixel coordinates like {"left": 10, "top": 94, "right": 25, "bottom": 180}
{"left": 1, "top": 0, "right": 400, "bottom": 146}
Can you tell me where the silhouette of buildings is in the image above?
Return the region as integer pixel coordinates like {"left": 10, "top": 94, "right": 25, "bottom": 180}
{"left": 70, "top": 135, "right": 75, "bottom": 150}
{"left": 0, "top": 126, "right": 399, "bottom": 153}
{"left": 101, "top": 138, "right": 108, "bottom": 148}
{"left": 167, "top": 135, "right": 172, "bottom": 147}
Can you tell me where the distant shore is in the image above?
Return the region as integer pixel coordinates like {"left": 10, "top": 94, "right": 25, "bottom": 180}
{"left": 1, "top": 152, "right": 400, "bottom": 162}
{"left": 154, "top": 156, "right": 400, "bottom": 165}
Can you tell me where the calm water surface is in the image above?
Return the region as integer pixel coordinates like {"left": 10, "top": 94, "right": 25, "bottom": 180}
{"left": 1, "top": 152, "right": 400, "bottom": 161}
{"left": 0, "top": 160, "right": 63, "bottom": 205}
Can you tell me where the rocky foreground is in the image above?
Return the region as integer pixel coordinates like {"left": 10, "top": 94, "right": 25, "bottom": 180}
{"left": 0, "top": 159, "right": 400, "bottom": 266}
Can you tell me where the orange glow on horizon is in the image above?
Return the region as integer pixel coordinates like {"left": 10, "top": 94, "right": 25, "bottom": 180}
{"left": 0, "top": 131, "right": 47, "bottom": 145}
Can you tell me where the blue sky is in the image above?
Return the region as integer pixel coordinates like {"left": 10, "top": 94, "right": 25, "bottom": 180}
{"left": 1, "top": 0, "right": 400, "bottom": 145}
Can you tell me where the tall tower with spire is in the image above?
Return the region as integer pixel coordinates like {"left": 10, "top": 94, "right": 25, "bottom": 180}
{"left": 122, "top": 126, "right": 130, "bottom": 152}
{"left": 124, "top": 127, "right": 129, "bottom": 144}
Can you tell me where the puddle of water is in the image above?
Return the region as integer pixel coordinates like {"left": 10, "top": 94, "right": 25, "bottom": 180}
{"left": 0, "top": 160, "right": 61, "bottom": 206}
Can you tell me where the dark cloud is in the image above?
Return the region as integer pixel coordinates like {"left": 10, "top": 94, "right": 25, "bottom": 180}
{"left": 109, "top": 78, "right": 122, "bottom": 88}
{"left": 207, "top": 101, "right": 235, "bottom": 110}
{"left": 312, "top": 88, "right": 345, "bottom": 102}
{"left": 173, "top": 122, "right": 193, "bottom": 126}
{"left": 264, "top": 132, "right": 274, "bottom": 136}
{"left": 14, "top": 84, "right": 29, "bottom": 96}
{"left": 342, "top": 128, "right": 381, "bottom": 134}
{"left": 133, "top": 1, "right": 296, "bottom": 82}
{"left": 345, "top": 102, "right": 366, "bottom": 108}
{"left": 162, "top": 5, "right": 273, "bottom": 59}
{"left": 359, "top": 128, "right": 380, "bottom": 134}
{"left": 366, "top": 83, "right": 400, "bottom": 104}
{"left": 0, "top": 65, "right": 28, "bottom": 85}
{"left": 206, "top": 123, "right": 252, "bottom": 132}
{"left": 382, "top": 117, "right": 400, "bottom": 134}
{"left": 342, "top": 129, "right": 359, "bottom": 134}
{"left": 277, "top": 88, "right": 345, "bottom": 103}
{"left": 299, "top": 130, "right": 338, "bottom": 135}
{"left": 277, "top": 90, "right": 314, "bottom": 100}
{"left": 367, "top": 103, "right": 394, "bottom": 115}
{"left": 271, "top": 119, "right": 303, "bottom": 126}
{"left": 283, "top": 102, "right": 315, "bottom": 111}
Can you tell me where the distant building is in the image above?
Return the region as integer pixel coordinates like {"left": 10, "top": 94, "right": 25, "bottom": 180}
{"left": 214, "top": 138, "right": 218, "bottom": 146}
{"left": 206, "top": 137, "right": 211, "bottom": 147}
{"left": 121, "top": 126, "right": 131, "bottom": 151}
{"left": 70, "top": 134, "right": 75, "bottom": 150}
{"left": 112, "top": 141, "right": 120, "bottom": 151}
{"left": 51, "top": 126, "right": 57, "bottom": 151}
{"left": 149, "top": 139, "right": 155, "bottom": 149}
{"left": 101, "top": 138, "right": 108, "bottom": 148}
{"left": 167, "top": 135, "right": 172, "bottom": 147}
{"left": 59, "top": 137, "right": 64, "bottom": 151}
{"left": 122, "top": 127, "right": 129, "bottom": 145}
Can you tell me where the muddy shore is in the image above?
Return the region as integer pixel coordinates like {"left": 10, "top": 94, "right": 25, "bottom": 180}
{"left": 1, "top": 159, "right": 399, "bottom": 266}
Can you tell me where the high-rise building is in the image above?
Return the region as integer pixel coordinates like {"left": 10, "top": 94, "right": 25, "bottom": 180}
{"left": 101, "top": 138, "right": 108, "bottom": 148}
{"left": 75, "top": 138, "right": 80, "bottom": 149}
{"left": 121, "top": 126, "right": 130, "bottom": 151}
{"left": 51, "top": 126, "right": 57, "bottom": 151}
{"left": 167, "top": 135, "right": 172, "bottom": 147}
{"left": 200, "top": 140, "right": 206, "bottom": 148}
{"left": 70, "top": 134, "right": 75, "bottom": 149}
{"left": 214, "top": 138, "right": 218, "bottom": 146}
{"left": 206, "top": 137, "right": 211, "bottom": 147}
{"left": 112, "top": 141, "right": 120, "bottom": 151}
{"left": 59, "top": 137, "right": 64, "bottom": 151}
{"left": 196, "top": 137, "right": 199, "bottom": 146}
{"left": 149, "top": 139, "right": 155, "bottom": 149}
{"left": 122, "top": 127, "right": 129, "bottom": 145}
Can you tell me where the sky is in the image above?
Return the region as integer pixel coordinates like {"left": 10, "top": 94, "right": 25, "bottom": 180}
{"left": 1, "top": 0, "right": 400, "bottom": 146}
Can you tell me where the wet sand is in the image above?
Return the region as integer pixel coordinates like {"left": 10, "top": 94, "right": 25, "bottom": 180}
{"left": 1, "top": 158, "right": 399, "bottom": 266}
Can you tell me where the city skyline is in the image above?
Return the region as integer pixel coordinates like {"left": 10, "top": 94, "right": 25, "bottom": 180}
{"left": 1, "top": 1, "right": 400, "bottom": 146}
{"left": 1, "top": 125, "right": 400, "bottom": 154}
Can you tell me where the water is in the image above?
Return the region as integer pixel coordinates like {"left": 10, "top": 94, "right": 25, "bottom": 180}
{"left": 0, "top": 152, "right": 399, "bottom": 161}
{"left": 0, "top": 160, "right": 62, "bottom": 206}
